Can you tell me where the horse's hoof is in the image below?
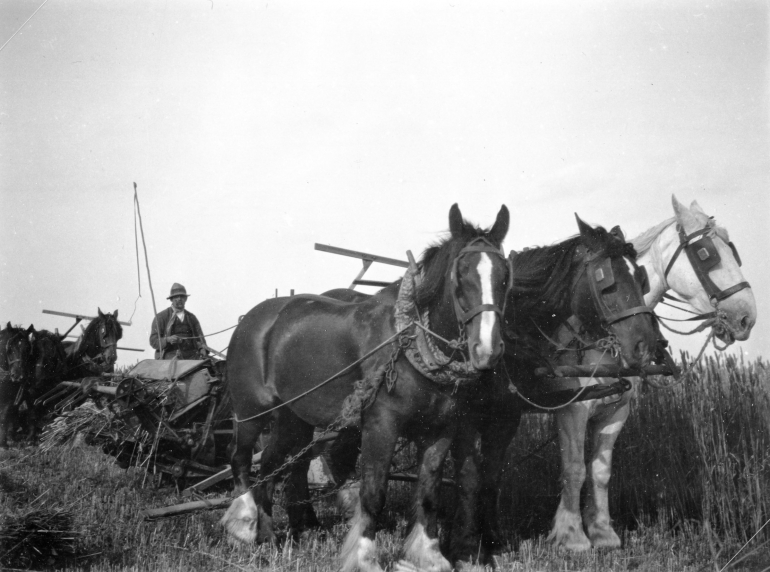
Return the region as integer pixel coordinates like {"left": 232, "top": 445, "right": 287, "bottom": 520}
{"left": 402, "top": 524, "right": 452, "bottom": 572}
{"left": 548, "top": 508, "right": 591, "bottom": 552}
{"left": 587, "top": 523, "right": 621, "bottom": 549}
{"left": 453, "top": 560, "right": 492, "bottom": 572}
{"left": 220, "top": 492, "right": 275, "bottom": 545}
{"left": 340, "top": 537, "right": 383, "bottom": 572}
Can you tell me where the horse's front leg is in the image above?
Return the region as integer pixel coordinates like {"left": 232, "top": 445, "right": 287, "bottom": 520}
{"left": 549, "top": 398, "right": 592, "bottom": 551}
{"left": 583, "top": 386, "right": 633, "bottom": 549}
{"left": 0, "top": 394, "right": 17, "bottom": 449}
{"left": 448, "top": 425, "right": 483, "bottom": 567}
{"left": 340, "top": 410, "right": 399, "bottom": 572}
{"left": 399, "top": 430, "right": 455, "bottom": 572}
{"left": 477, "top": 405, "right": 521, "bottom": 564}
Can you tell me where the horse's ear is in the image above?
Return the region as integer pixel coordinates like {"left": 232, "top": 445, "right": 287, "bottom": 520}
{"left": 672, "top": 195, "right": 699, "bottom": 232}
{"left": 112, "top": 310, "right": 119, "bottom": 319}
{"left": 5, "top": 321, "right": 11, "bottom": 330}
{"left": 690, "top": 200, "right": 707, "bottom": 216}
{"left": 98, "top": 308, "right": 105, "bottom": 318}
{"left": 27, "top": 324, "right": 35, "bottom": 334}
{"left": 489, "top": 205, "right": 510, "bottom": 245}
{"left": 575, "top": 213, "right": 603, "bottom": 252}
{"left": 449, "top": 203, "right": 464, "bottom": 237}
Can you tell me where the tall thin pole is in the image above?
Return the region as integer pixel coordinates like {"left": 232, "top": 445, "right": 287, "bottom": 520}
{"left": 134, "top": 183, "right": 162, "bottom": 354}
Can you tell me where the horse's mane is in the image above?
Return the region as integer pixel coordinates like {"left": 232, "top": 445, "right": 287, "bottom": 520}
{"left": 508, "top": 225, "right": 634, "bottom": 349}
{"left": 631, "top": 215, "right": 731, "bottom": 256}
{"left": 415, "top": 222, "right": 502, "bottom": 308}
{"left": 34, "top": 329, "right": 67, "bottom": 361}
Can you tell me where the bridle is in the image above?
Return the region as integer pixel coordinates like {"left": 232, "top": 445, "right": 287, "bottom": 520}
{"left": 663, "top": 224, "right": 750, "bottom": 309}
{"left": 3, "top": 331, "right": 29, "bottom": 382}
{"left": 76, "top": 322, "right": 118, "bottom": 373}
{"left": 582, "top": 247, "right": 654, "bottom": 329}
{"left": 449, "top": 237, "right": 512, "bottom": 327}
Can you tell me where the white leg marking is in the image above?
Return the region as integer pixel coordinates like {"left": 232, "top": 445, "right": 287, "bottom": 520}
{"left": 476, "top": 253, "right": 496, "bottom": 363}
{"left": 220, "top": 492, "right": 258, "bottom": 544}
{"left": 599, "top": 421, "right": 624, "bottom": 436}
{"left": 591, "top": 456, "right": 610, "bottom": 484}
{"left": 402, "top": 523, "right": 452, "bottom": 572}
{"left": 340, "top": 506, "right": 383, "bottom": 572}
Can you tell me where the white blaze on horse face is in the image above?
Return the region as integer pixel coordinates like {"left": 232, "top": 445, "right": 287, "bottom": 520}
{"left": 476, "top": 253, "right": 497, "bottom": 362}
{"left": 624, "top": 257, "right": 637, "bottom": 281}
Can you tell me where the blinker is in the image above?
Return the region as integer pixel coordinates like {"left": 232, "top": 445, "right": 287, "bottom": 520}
{"left": 592, "top": 257, "right": 615, "bottom": 291}
{"left": 689, "top": 235, "right": 721, "bottom": 271}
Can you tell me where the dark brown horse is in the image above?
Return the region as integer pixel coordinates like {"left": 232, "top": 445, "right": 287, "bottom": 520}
{"left": 18, "top": 329, "right": 69, "bottom": 442}
{"left": 447, "top": 216, "right": 657, "bottom": 567}
{"left": 62, "top": 309, "right": 122, "bottom": 379}
{"left": 221, "top": 204, "right": 511, "bottom": 572}
{"left": 0, "top": 323, "right": 35, "bottom": 448}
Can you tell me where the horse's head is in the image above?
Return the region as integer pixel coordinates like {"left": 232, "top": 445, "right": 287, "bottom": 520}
{"left": 82, "top": 309, "right": 123, "bottom": 372}
{"left": 571, "top": 216, "right": 656, "bottom": 369}
{"left": 658, "top": 196, "right": 756, "bottom": 342}
{"left": 1, "top": 322, "right": 35, "bottom": 383}
{"left": 417, "top": 204, "right": 511, "bottom": 370}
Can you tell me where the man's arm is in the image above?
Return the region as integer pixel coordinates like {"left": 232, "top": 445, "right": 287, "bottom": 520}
{"left": 192, "top": 314, "right": 207, "bottom": 355}
{"left": 149, "top": 311, "right": 169, "bottom": 351}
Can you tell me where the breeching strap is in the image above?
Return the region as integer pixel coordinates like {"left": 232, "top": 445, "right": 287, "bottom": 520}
{"left": 232, "top": 324, "right": 412, "bottom": 424}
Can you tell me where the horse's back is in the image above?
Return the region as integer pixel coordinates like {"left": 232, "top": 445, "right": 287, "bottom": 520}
{"left": 227, "top": 290, "right": 396, "bottom": 428}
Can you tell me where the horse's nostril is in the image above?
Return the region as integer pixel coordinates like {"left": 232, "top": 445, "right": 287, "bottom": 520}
{"left": 740, "top": 315, "right": 749, "bottom": 330}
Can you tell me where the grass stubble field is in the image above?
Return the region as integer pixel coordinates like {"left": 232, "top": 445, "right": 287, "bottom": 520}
{"left": 1, "top": 353, "right": 769, "bottom": 572}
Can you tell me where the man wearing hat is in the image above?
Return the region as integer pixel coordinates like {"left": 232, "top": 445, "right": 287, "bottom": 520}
{"left": 149, "top": 283, "right": 208, "bottom": 360}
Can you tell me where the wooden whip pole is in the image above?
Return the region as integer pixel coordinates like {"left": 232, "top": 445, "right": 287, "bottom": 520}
{"left": 134, "top": 183, "right": 162, "bottom": 352}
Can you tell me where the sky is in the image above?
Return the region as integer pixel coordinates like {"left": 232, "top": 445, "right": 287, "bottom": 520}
{"left": 1, "top": 0, "right": 767, "bottom": 368}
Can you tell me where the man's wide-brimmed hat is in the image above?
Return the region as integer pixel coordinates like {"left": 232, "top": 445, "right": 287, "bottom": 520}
{"left": 167, "top": 283, "right": 190, "bottom": 299}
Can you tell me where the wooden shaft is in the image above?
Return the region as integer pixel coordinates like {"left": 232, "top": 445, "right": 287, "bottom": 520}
{"left": 534, "top": 364, "right": 676, "bottom": 378}
{"left": 43, "top": 309, "right": 131, "bottom": 326}
{"left": 315, "top": 243, "right": 409, "bottom": 268}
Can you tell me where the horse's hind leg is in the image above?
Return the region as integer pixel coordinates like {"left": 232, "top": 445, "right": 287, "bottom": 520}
{"left": 274, "top": 409, "right": 321, "bottom": 539}
{"left": 324, "top": 427, "right": 361, "bottom": 521}
{"left": 583, "top": 388, "right": 633, "bottom": 549}
{"left": 221, "top": 416, "right": 271, "bottom": 544}
{"left": 549, "top": 399, "right": 592, "bottom": 551}
{"left": 231, "top": 417, "right": 266, "bottom": 495}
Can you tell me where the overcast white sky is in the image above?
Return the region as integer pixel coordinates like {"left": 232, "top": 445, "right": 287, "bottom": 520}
{"left": 1, "top": 0, "right": 767, "bottom": 366}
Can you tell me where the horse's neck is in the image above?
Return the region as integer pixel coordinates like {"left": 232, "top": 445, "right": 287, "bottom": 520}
{"left": 66, "top": 334, "right": 87, "bottom": 361}
{"left": 637, "top": 222, "right": 693, "bottom": 310}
